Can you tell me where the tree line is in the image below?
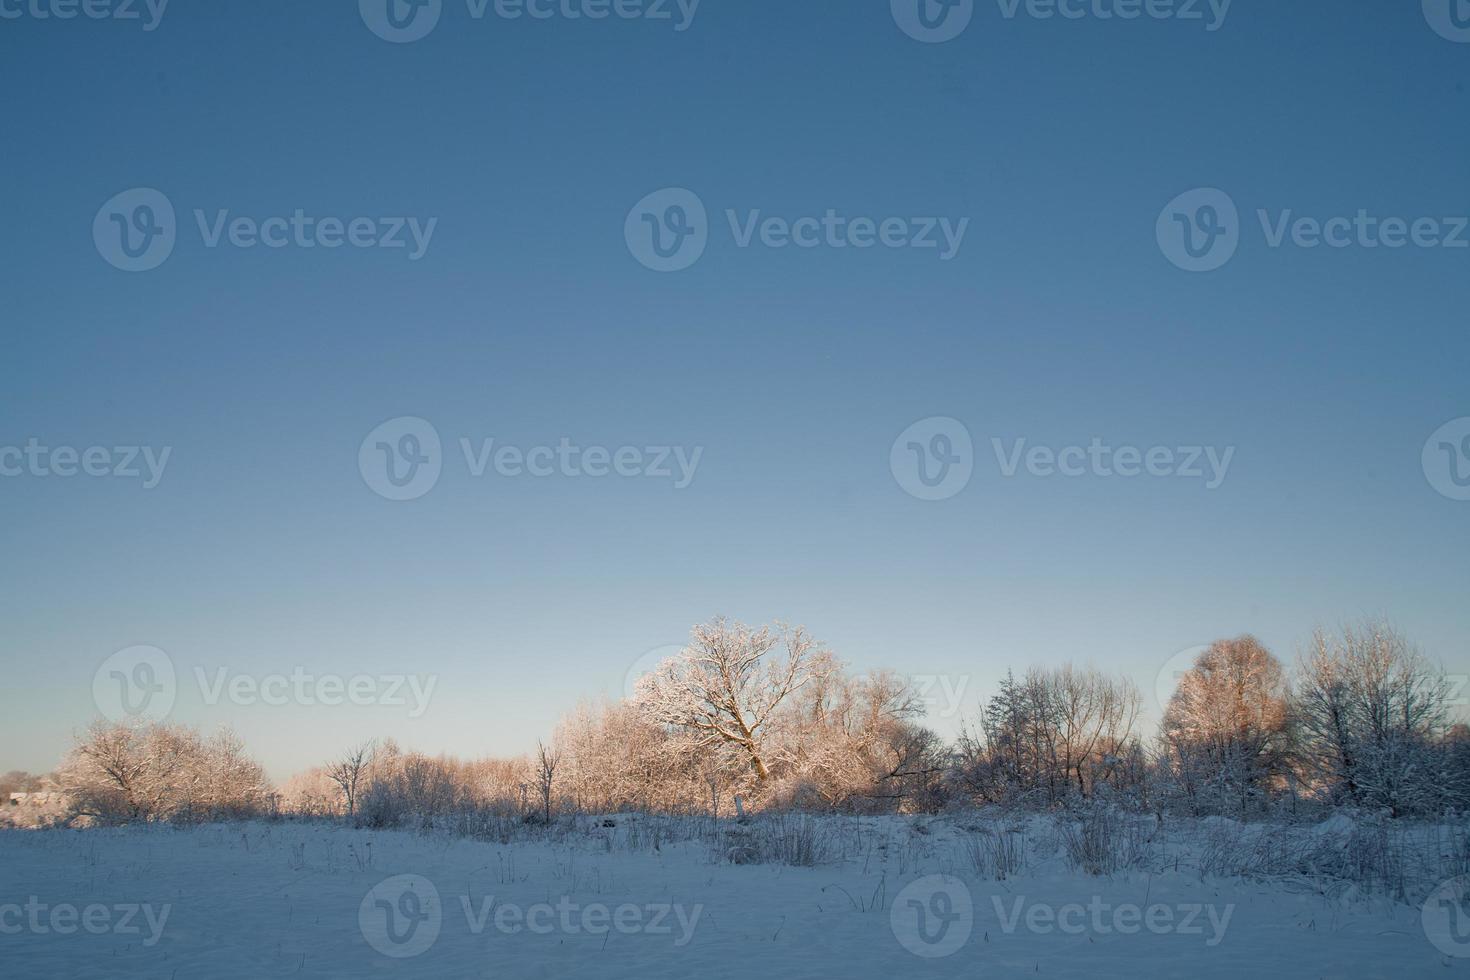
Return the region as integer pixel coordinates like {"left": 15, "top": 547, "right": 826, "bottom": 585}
{"left": 31, "top": 616, "right": 1470, "bottom": 828}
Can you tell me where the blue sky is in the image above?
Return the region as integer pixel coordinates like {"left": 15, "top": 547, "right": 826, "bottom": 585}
{"left": 2, "top": 1, "right": 1468, "bottom": 780}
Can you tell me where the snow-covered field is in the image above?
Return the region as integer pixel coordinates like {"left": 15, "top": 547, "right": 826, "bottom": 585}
{"left": 0, "top": 814, "right": 1462, "bottom": 979}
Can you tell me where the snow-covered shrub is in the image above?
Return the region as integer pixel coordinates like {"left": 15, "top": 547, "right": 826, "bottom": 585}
{"left": 1187, "top": 811, "right": 1468, "bottom": 901}
{"left": 717, "top": 813, "right": 837, "bottom": 867}
{"left": 963, "top": 823, "right": 1027, "bottom": 879}
{"left": 1060, "top": 806, "right": 1157, "bottom": 875}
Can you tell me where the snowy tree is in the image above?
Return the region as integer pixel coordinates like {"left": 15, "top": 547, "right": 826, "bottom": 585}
{"left": 1443, "top": 724, "right": 1470, "bottom": 812}
{"left": 1160, "top": 636, "right": 1291, "bottom": 816}
{"left": 280, "top": 766, "right": 343, "bottom": 816}
{"left": 636, "top": 619, "right": 832, "bottom": 788}
{"left": 555, "top": 700, "right": 709, "bottom": 813}
{"left": 194, "top": 728, "right": 271, "bottom": 818}
{"left": 774, "top": 666, "right": 944, "bottom": 811}
{"left": 56, "top": 722, "right": 270, "bottom": 824}
{"left": 1294, "top": 620, "right": 1450, "bottom": 816}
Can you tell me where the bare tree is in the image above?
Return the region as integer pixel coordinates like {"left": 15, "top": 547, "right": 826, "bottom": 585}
{"left": 960, "top": 666, "right": 1140, "bottom": 807}
{"left": 326, "top": 740, "right": 376, "bottom": 819}
{"left": 1050, "top": 665, "right": 1141, "bottom": 800}
{"left": 534, "top": 740, "right": 561, "bottom": 823}
{"left": 866, "top": 722, "right": 948, "bottom": 810}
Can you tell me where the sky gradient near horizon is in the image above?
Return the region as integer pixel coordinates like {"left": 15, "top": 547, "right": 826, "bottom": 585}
{"left": 2, "top": 1, "right": 1469, "bottom": 781}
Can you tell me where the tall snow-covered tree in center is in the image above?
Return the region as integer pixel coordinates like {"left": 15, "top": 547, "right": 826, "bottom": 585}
{"left": 635, "top": 618, "right": 831, "bottom": 786}
{"left": 1160, "top": 635, "right": 1290, "bottom": 816}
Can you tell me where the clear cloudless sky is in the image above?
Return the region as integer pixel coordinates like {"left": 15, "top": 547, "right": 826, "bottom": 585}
{"left": 2, "top": 0, "right": 1467, "bottom": 781}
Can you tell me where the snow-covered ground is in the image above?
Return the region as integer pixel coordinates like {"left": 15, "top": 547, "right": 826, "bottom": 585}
{"left": 0, "top": 814, "right": 1462, "bottom": 978}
